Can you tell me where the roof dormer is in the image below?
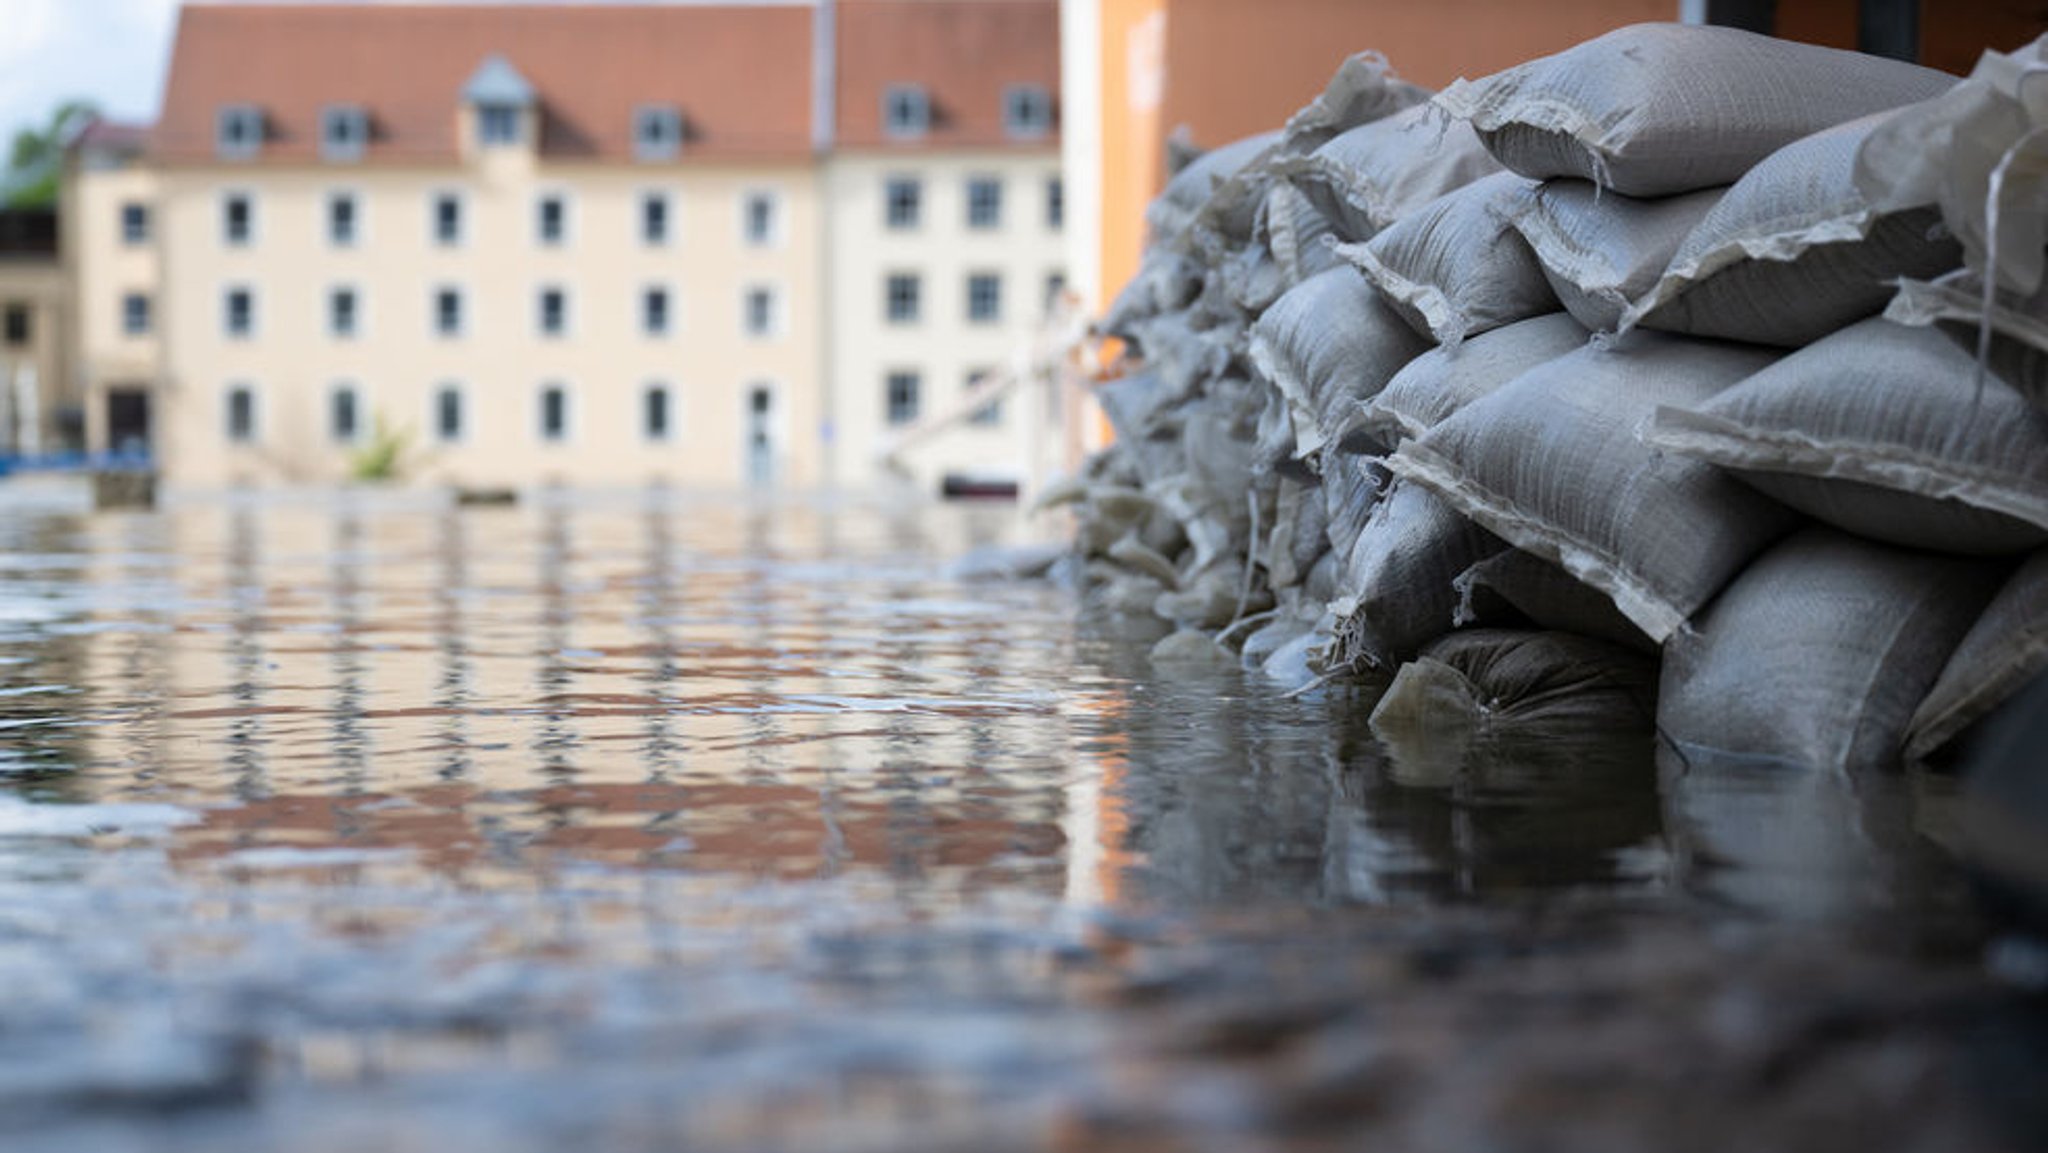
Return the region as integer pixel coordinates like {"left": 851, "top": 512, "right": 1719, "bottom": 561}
{"left": 216, "top": 104, "right": 264, "bottom": 160}
{"left": 881, "top": 84, "right": 930, "bottom": 141}
{"left": 462, "top": 54, "right": 537, "bottom": 151}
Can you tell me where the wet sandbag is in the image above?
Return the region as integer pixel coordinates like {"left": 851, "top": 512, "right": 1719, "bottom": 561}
{"left": 1248, "top": 267, "right": 1431, "bottom": 461}
{"left": 1322, "top": 450, "right": 1390, "bottom": 562}
{"left": 1433, "top": 23, "right": 1956, "bottom": 198}
{"left": 1265, "top": 477, "right": 1330, "bottom": 591}
{"left": 1621, "top": 111, "right": 1964, "bottom": 348}
{"left": 1453, "top": 548, "right": 1655, "bottom": 654}
{"left": 1502, "top": 180, "right": 1723, "bottom": 331}
{"left": 1659, "top": 526, "right": 2005, "bottom": 773}
{"left": 1338, "top": 172, "right": 1554, "bottom": 347}
{"left": 1906, "top": 550, "right": 2048, "bottom": 764}
{"left": 1390, "top": 332, "right": 1794, "bottom": 643}
{"left": 1310, "top": 480, "right": 1508, "bottom": 675}
{"left": 1147, "top": 130, "right": 1281, "bottom": 245}
{"left": 1372, "top": 629, "right": 1658, "bottom": 747}
{"left": 1360, "top": 312, "right": 1589, "bottom": 446}
{"left": 1650, "top": 318, "right": 2048, "bottom": 555}
{"left": 1274, "top": 103, "right": 1504, "bottom": 246}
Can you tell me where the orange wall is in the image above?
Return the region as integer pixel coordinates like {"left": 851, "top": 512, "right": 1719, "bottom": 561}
{"left": 1777, "top": 0, "right": 2047, "bottom": 75}
{"left": 1099, "top": 0, "right": 1167, "bottom": 325}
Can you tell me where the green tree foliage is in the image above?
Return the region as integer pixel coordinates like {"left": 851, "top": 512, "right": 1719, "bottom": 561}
{"left": 3, "top": 100, "right": 98, "bottom": 209}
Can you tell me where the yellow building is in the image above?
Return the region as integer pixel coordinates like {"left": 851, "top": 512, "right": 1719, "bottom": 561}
{"left": 0, "top": 209, "right": 74, "bottom": 457}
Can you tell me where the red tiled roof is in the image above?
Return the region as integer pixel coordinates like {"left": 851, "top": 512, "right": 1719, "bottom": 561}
{"left": 835, "top": 0, "right": 1059, "bottom": 150}
{"left": 151, "top": 4, "right": 817, "bottom": 165}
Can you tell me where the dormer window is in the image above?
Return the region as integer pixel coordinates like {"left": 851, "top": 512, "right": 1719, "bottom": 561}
{"left": 883, "top": 85, "right": 930, "bottom": 140}
{"left": 216, "top": 104, "right": 263, "bottom": 160}
{"left": 462, "top": 55, "right": 537, "bottom": 151}
{"left": 1004, "top": 85, "right": 1053, "bottom": 139}
{"left": 478, "top": 105, "right": 522, "bottom": 146}
{"left": 321, "top": 104, "right": 368, "bottom": 161}
{"left": 634, "top": 105, "right": 682, "bottom": 161}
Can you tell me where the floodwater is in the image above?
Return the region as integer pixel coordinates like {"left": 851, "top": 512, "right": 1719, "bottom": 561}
{"left": 0, "top": 481, "right": 2039, "bottom": 1153}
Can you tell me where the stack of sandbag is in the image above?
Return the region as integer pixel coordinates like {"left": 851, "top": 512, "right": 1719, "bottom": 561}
{"left": 1068, "top": 21, "right": 2048, "bottom": 786}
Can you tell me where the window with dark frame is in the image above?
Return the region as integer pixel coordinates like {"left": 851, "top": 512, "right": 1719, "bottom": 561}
{"left": 643, "top": 384, "right": 671, "bottom": 440}
{"left": 1046, "top": 176, "right": 1064, "bottom": 230}
{"left": 641, "top": 193, "right": 670, "bottom": 244}
{"left": 328, "top": 193, "right": 357, "bottom": 246}
{"left": 3, "top": 305, "right": 30, "bottom": 345}
{"left": 885, "top": 370, "right": 921, "bottom": 427}
{"left": 643, "top": 287, "right": 670, "bottom": 336}
{"left": 120, "top": 203, "right": 149, "bottom": 245}
{"left": 538, "top": 286, "right": 567, "bottom": 336}
{"left": 538, "top": 384, "right": 568, "bottom": 442}
{"left": 478, "top": 104, "right": 521, "bottom": 146}
{"left": 224, "top": 287, "right": 254, "bottom": 338}
{"left": 1003, "top": 85, "right": 1053, "bottom": 139}
{"left": 434, "top": 385, "right": 463, "bottom": 441}
{"left": 743, "top": 192, "right": 776, "bottom": 246}
{"left": 744, "top": 287, "right": 775, "bottom": 337}
{"left": 966, "top": 177, "right": 1002, "bottom": 229}
{"left": 330, "top": 385, "right": 359, "bottom": 443}
{"left": 329, "top": 287, "right": 358, "bottom": 338}
{"left": 225, "top": 385, "right": 255, "bottom": 442}
{"left": 322, "top": 105, "right": 367, "bottom": 161}
{"left": 884, "top": 177, "right": 921, "bottom": 229}
{"left": 966, "top": 272, "right": 1002, "bottom": 323}
{"left": 537, "top": 195, "right": 566, "bottom": 245}
{"left": 883, "top": 85, "right": 930, "bottom": 139}
{"left": 223, "top": 194, "right": 252, "bottom": 245}
{"left": 121, "top": 293, "right": 150, "bottom": 336}
{"left": 434, "top": 287, "right": 462, "bottom": 337}
{"left": 885, "top": 273, "right": 920, "bottom": 324}
{"left": 433, "top": 194, "right": 462, "bottom": 246}
{"left": 216, "top": 106, "right": 262, "bottom": 159}
{"left": 635, "top": 106, "right": 682, "bottom": 161}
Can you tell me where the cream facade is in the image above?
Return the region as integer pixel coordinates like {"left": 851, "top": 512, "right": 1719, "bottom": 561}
{"left": 824, "top": 151, "right": 1065, "bottom": 492}
{"left": 0, "top": 243, "right": 70, "bottom": 457}
{"left": 65, "top": 138, "right": 161, "bottom": 458}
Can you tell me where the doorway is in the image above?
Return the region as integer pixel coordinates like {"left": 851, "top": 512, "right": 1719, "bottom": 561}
{"left": 107, "top": 388, "right": 151, "bottom": 458}
{"left": 745, "top": 384, "right": 776, "bottom": 486}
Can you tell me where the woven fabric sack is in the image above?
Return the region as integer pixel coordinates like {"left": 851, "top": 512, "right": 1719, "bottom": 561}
{"left": 1434, "top": 23, "right": 1956, "bottom": 198}
{"left": 1322, "top": 450, "right": 1392, "bottom": 562}
{"left": 1337, "top": 171, "right": 1554, "bottom": 347}
{"left": 1659, "top": 526, "right": 2005, "bottom": 772}
{"left": 1371, "top": 629, "right": 1658, "bottom": 743}
{"left": 1274, "top": 103, "right": 1504, "bottom": 245}
{"left": 1502, "top": 180, "right": 1723, "bottom": 331}
{"left": 1248, "top": 267, "right": 1431, "bottom": 462}
{"left": 1262, "top": 181, "right": 1346, "bottom": 287}
{"left": 1146, "top": 131, "right": 1281, "bottom": 244}
{"left": 1650, "top": 317, "right": 2048, "bottom": 555}
{"left": 1389, "top": 331, "right": 1794, "bottom": 643}
{"left": 1308, "top": 479, "right": 1507, "bottom": 675}
{"left": 1886, "top": 270, "right": 2048, "bottom": 414}
{"left": 1906, "top": 550, "right": 2048, "bottom": 763}
{"left": 1452, "top": 548, "right": 1655, "bottom": 653}
{"left": 1360, "top": 312, "right": 1588, "bottom": 446}
{"left": 1621, "top": 112, "right": 1963, "bottom": 348}
{"left": 1265, "top": 478, "right": 1330, "bottom": 592}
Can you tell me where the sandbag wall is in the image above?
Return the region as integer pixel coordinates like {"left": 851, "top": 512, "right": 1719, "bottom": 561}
{"left": 1058, "top": 22, "right": 2048, "bottom": 776}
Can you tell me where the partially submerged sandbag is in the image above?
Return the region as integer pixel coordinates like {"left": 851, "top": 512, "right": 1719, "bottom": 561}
{"left": 1275, "top": 103, "right": 1504, "bottom": 245}
{"left": 1360, "top": 312, "right": 1589, "bottom": 445}
{"left": 1906, "top": 550, "right": 2048, "bottom": 764}
{"left": 1434, "top": 22, "right": 1955, "bottom": 197}
{"left": 1248, "top": 267, "right": 1431, "bottom": 461}
{"left": 1650, "top": 317, "right": 2048, "bottom": 555}
{"left": 1453, "top": 548, "right": 1655, "bottom": 653}
{"left": 1310, "top": 479, "right": 1507, "bottom": 674}
{"left": 1502, "top": 180, "right": 1723, "bottom": 331}
{"left": 1390, "top": 332, "right": 1794, "bottom": 642}
{"left": 1659, "top": 526, "right": 2005, "bottom": 773}
{"left": 1338, "top": 171, "right": 1554, "bottom": 347}
{"left": 1621, "top": 111, "right": 1964, "bottom": 348}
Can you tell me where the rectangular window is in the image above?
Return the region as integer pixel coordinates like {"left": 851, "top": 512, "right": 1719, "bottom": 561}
{"left": 329, "top": 384, "right": 360, "bottom": 443}
{"left": 538, "top": 384, "right": 568, "bottom": 443}
{"left": 1004, "top": 85, "right": 1053, "bottom": 139}
{"left": 478, "top": 104, "right": 521, "bottom": 146}
{"left": 537, "top": 195, "right": 566, "bottom": 245}
{"left": 216, "top": 105, "right": 262, "bottom": 160}
{"left": 966, "top": 272, "right": 1002, "bottom": 323}
{"left": 432, "top": 193, "right": 462, "bottom": 246}
{"left": 884, "top": 176, "right": 921, "bottom": 230}
{"left": 642, "top": 286, "right": 670, "bottom": 336}
{"left": 121, "top": 293, "right": 150, "bottom": 336}
{"left": 966, "top": 178, "right": 1002, "bottom": 230}
{"left": 883, "top": 85, "right": 930, "bottom": 139}
{"left": 1044, "top": 271, "right": 1068, "bottom": 314}
{"left": 1046, "top": 176, "right": 1064, "bottom": 231}
{"left": 225, "top": 385, "right": 256, "bottom": 442}
{"left": 3, "top": 304, "right": 30, "bottom": 345}
{"left": 222, "top": 193, "right": 253, "bottom": 246}
{"left": 742, "top": 191, "right": 777, "bottom": 247}
{"left": 635, "top": 105, "right": 682, "bottom": 161}
{"left": 434, "top": 287, "right": 463, "bottom": 338}
{"left": 223, "top": 287, "right": 254, "bottom": 338}
{"left": 321, "top": 105, "right": 367, "bottom": 162}
{"left": 120, "top": 202, "right": 149, "bottom": 245}
{"left": 641, "top": 192, "right": 670, "bottom": 245}
{"left": 538, "top": 286, "right": 567, "bottom": 337}
{"left": 885, "top": 272, "right": 921, "bottom": 324}
{"left": 328, "top": 192, "right": 357, "bottom": 247}
{"left": 434, "top": 384, "right": 464, "bottom": 442}
{"left": 885, "top": 371, "right": 921, "bottom": 427}
{"left": 329, "top": 287, "right": 358, "bottom": 338}
{"left": 643, "top": 384, "right": 671, "bottom": 441}
{"left": 744, "top": 286, "right": 776, "bottom": 337}
{"left": 966, "top": 368, "right": 1002, "bottom": 426}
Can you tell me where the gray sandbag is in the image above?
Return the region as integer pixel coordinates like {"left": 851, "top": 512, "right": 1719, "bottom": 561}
{"left": 1650, "top": 317, "right": 2048, "bottom": 555}
{"left": 1621, "top": 111, "right": 1964, "bottom": 348}
{"left": 1147, "top": 130, "right": 1282, "bottom": 245}
{"left": 1907, "top": 550, "right": 2048, "bottom": 764}
{"left": 1098, "top": 249, "right": 1203, "bottom": 339}
{"left": 1264, "top": 477, "right": 1330, "bottom": 591}
{"left": 1274, "top": 103, "right": 1504, "bottom": 245}
{"left": 1453, "top": 548, "right": 1655, "bottom": 653}
{"left": 1659, "top": 526, "right": 2005, "bottom": 773}
{"left": 1502, "top": 180, "right": 1723, "bottom": 331}
{"left": 1338, "top": 171, "right": 1553, "bottom": 347}
{"left": 1309, "top": 479, "right": 1508, "bottom": 675}
{"left": 1371, "top": 629, "right": 1658, "bottom": 749}
{"left": 1390, "top": 331, "right": 1794, "bottom": 643}
{"left": 1322, "top": 450, "right": 1391, "bottom": 561}
{"left": 1247, "top": 267, "right": 1431, "bottom": 462}
{"left": 1886, "top": 270, "right": 2048, "bottom": 415}
{"left": 1434, "top": 22, "right": 1955, "bottom": 198}
{"left": 1261, "top": 180, "right": 1345, "bottom": 287}
{"left": 1359, "top": 312, "right": 1588, "bottom": 445}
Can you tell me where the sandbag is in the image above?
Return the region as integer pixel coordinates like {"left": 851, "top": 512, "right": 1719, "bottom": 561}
{"left": 1886, "top": 270, "right": 2048, "bottom": 414}
{"left": 1502, "top": 180, "right": 1723, "bottom": 331}
{"left": 1337, "top": 171, "right": 1554, "bottom": 347}
{"left": 1650, "top": 317, "right": 2048, "bottom": 555}
{"left": 1621, "top": 111, "right": 1963, "bottom": 348}
{"left": 1248, "top": 267, "right": 1431, "bottom": 462}
{"left": 1264, "top": 477, "right": 1329, "bottom": 591}
{"left": 1147, "top": 131, "right": 1282, "bottom": 245}
{"left": 1261, "top": 180, "right": 1345, "bottom": 287}
{"left": 1371, "top": 629, "right": 1658, "bottom": 744}
{"left": 1322, "top": 450, "right": 1390, "bottom": 562}
{"left": 1453, "top": 548, "right": 1655, "bottom": 653}
{"left": 1434, "top": 22, "right": 1956, "bottom": 197}
{"left": 1359, "top": 312, "right": 1589, "bottom": 445}
{"left": 1390, "top": 331, "right": 1795, "bottom": 643}
{"left": 1659, "top": 526, "right": 2005, "bottom": 773}
{"left": 1309, "top": 479, "right": 1507, "bottom": 675}
{"left": 1906, "top": 550, "right": 2048, "bottom": 764}
{"left": 1275, "top": 103, "right": 1504, "bottom": 245}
